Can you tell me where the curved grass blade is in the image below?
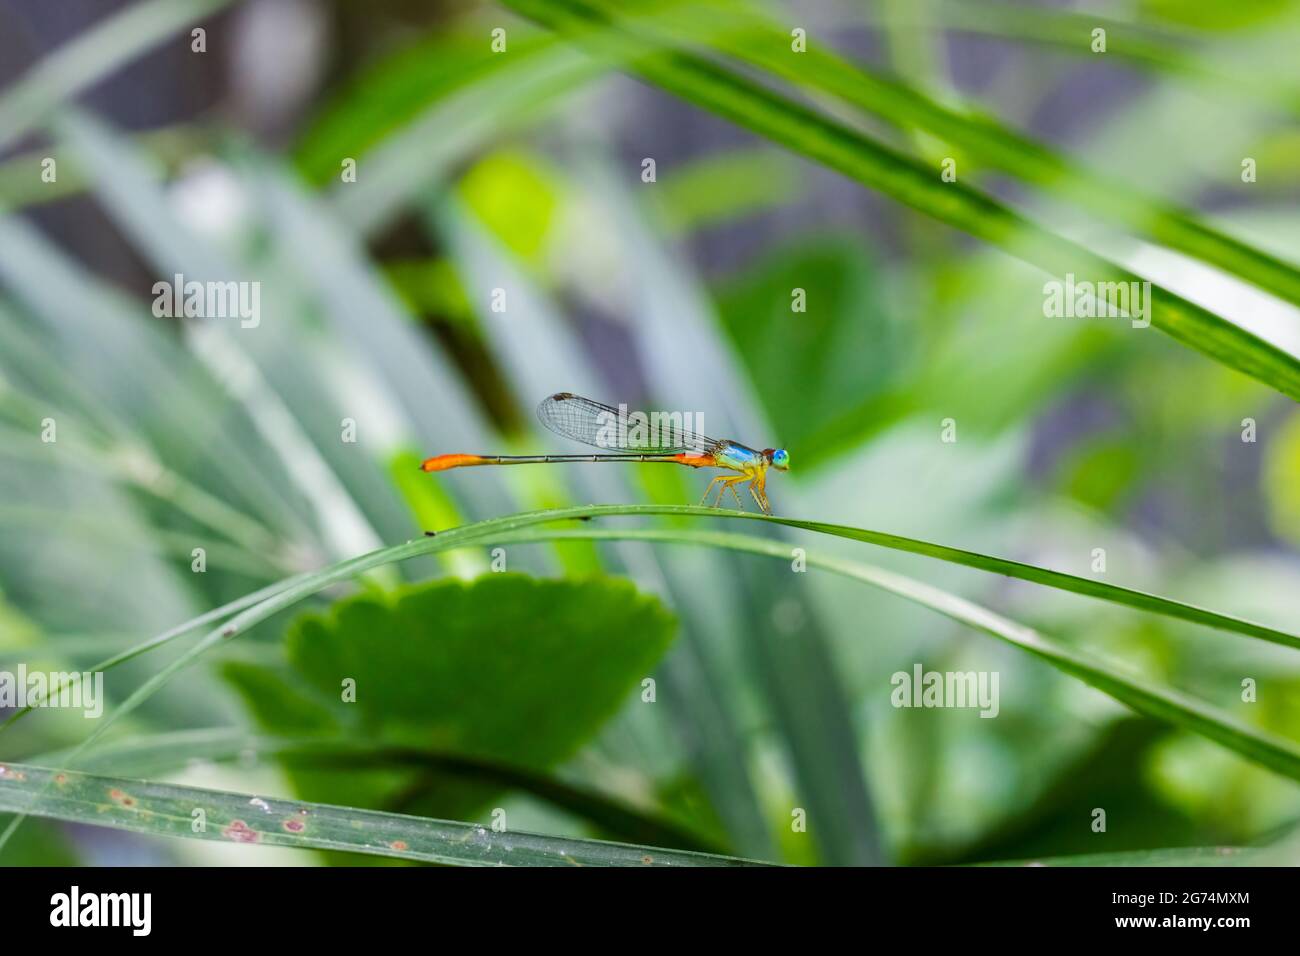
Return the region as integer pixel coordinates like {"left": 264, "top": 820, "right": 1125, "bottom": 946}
{"left": 0, "top": 0, "right": 231, "bottom": 157}
{"left": 435, "top": 505, "right": 1298, "bottom": 649}
{"left": 3, "top": 502, "right": 1293, "bottom": 739}
{"left": 0, "top": 517, "right": 570, "bottom": 852}
{"left": 564, "top": 166, "right": 885, "bottom": 863}
{"left": 616, "top": 0, "right": 1300, "bottom": 310}
{"left": 720, "top": 511, "right": 1300, "bottom": 650}
{"left": 982, "top": 846, "right": 1264, "bottom": 867}
{"left": 433, "top": 199, "right": 783, "bottom": 858}
{"left": 30, "top": 730, "right": 724, "bottom": 854}
{"left": 481, "top": 525, "right": 1300, "bottom": 784}
{"left": 504, "top": 0, "right": 1300, "bottom": 401}
{"left": 11, "top": 518, "right": 1293, "bottom": 861}
{"left": 0, "top": 571, "right": 316, "bottom": 734}
{"left": 0, "top": 764, "right": 764, "bottom": 866}
{"left": 916, "top": 0, "right": 1299, "bottom": 108}
{"left": 4, "top": 504, "right": 1294, "bottom": 853}
{"left": 327, "top": 39, "right": 607, "bottom": 237}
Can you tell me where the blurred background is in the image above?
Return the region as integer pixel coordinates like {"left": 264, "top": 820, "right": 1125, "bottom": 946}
{"left": 0, "top": 0, "right": 1298, "bottom": 866}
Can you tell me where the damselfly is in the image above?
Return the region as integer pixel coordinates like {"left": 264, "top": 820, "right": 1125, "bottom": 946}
{"left": 420, "top": 392, "right": 790, "bottom": 514}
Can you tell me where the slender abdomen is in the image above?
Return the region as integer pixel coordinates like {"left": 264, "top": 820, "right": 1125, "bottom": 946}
{"left": 420, "top": 452, "right": 718, "bottom": 472}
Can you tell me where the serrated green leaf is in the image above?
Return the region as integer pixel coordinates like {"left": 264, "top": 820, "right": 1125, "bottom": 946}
{"left": 222, "top": 574, "right": 677, "bottom": 820}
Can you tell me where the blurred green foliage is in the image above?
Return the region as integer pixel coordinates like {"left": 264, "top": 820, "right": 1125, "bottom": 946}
{"left": 223, "top": 575, "right": 675, "bottom": 820}
{"left": 1264, "top": 411, "right": 1300, "bottom": 545}
{"left": 0, "top": 0, "right": 1298, "bottom": 867}
{"left": 714, "top": 236, "right": 910, "bottom": 467}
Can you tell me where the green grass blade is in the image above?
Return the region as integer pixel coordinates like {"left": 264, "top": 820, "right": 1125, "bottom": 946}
{"left": 720, "top": 510, "right": 1299, "bottom": 649}
{"left": 4, "top": 503, "right": 1293, "bottom": 854}
{"left": 504, "top": 0, "right": 1300, "bottom": 401}
{"left": 29, "top": 730, "right": 724, "bottom": 854}
{"left": 0, "top": 216, "right": 313, "bottom": 538}
{"left": 567, "top": 165, "right": 885, "bottom": 864}
{"left": 0, "top": 572, "right": 315, "bottom": 733}
{"left": 0, "top": 764, "right": 764, "bottom": 866}
{"left": 982, "top": 847, "right": 1260, "bottom": 867}
{"left": 327, "top": 39, "right": 606, "bottom": 237}
{"left": 854, "top": 0, "right": 1298, "bottom": 111}
{"left": 481, "top": 526, "right": 1300, "bottom": 783}
{"left": 428, "top": 505, "right": 1297, "bottom": 649}
{"left": 620, "top": 0, "right": 1300, "bottom": 310}
{"left": 0, "top": 0, "right": 231, "bottom": 157}
{"left": 0, "top": 516, "right": 578, "bottom": 851}
{"left": 4, "top": 501, "right": 1292, "bottom": 739}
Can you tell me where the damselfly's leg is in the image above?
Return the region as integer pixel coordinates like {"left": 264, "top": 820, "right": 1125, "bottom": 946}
{"left": 703, "top": 473, "right": 751, "bottom": 510}
{"left": 727, "top": 484, "right": 745, "bottom": 510}
{"left": 712, "top": 475, "right": 747, "bottom": 510}
{"left": 712, "top": 478, "right": 731, "bottom": 508}
{"left": 753, "top": 469, "right": 772, "bottom": 514}
{"left": 699, "top": 476, "right": 723, "bottom": 507}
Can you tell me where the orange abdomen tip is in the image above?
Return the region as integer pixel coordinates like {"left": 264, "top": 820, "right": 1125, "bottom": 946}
{"left": 671, "top": 453, "right": 716, "bottom": 468}
{"left": 420, "top": 454, "right": 486, "bottom": 472}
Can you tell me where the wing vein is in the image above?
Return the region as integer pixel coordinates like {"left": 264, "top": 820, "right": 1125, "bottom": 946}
{"left": 536, "top": 393, "right": 721, "bottom": 454}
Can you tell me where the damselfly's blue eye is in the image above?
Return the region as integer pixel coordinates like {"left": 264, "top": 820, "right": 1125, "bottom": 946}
{"left": 771, "top": 448, "right": 790, "bottom": 471}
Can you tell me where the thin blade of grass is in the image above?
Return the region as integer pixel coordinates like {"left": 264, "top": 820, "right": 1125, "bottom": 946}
{"left": 29, "top": 730, "right": 725, "bottom": 854}
{"left": 11, "top": 518, "right": 1295, "bottom": 862}
{"left": 981, "top": 846, "right": 1265, "bottom": 867}
{"left": 617, "top": 0, "right": 1300, "bottom": 310}
{"left": 505, "top": 0, "right": 1300, "bottom": 401}
{"left": 480, "top": 526, "right": 1300, "bottom": 784}
{"left": 4, "top": 501, "right": 1291, "bottom": 740}
{"left": 571, "top": 163, "right": 884, "bottom": 864}
{"left": 0, "top": 764, "right": 765, "bottom": 866}
{"left": 4, "top": 504, "right": 1293, "bottom": 852}
{"left": 0, "top": 572, "right": 314, "bottom": 734}
{"left": 0, "top": 0, "right": 231, "bottom": 156}
{"left": 328, "top": 39, "right": 607, "bottom": 237}
{"left": 431, "top": 196, "right": 782, "bottom": 858}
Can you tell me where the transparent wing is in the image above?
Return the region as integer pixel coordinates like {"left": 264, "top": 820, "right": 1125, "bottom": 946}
{"left": 536, "top": 393, "right": 722, "bottom": 454}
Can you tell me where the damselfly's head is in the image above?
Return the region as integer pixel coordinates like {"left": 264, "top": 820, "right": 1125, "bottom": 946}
{"left": 768, "top": 448, "right": 790, "bottom": 472}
